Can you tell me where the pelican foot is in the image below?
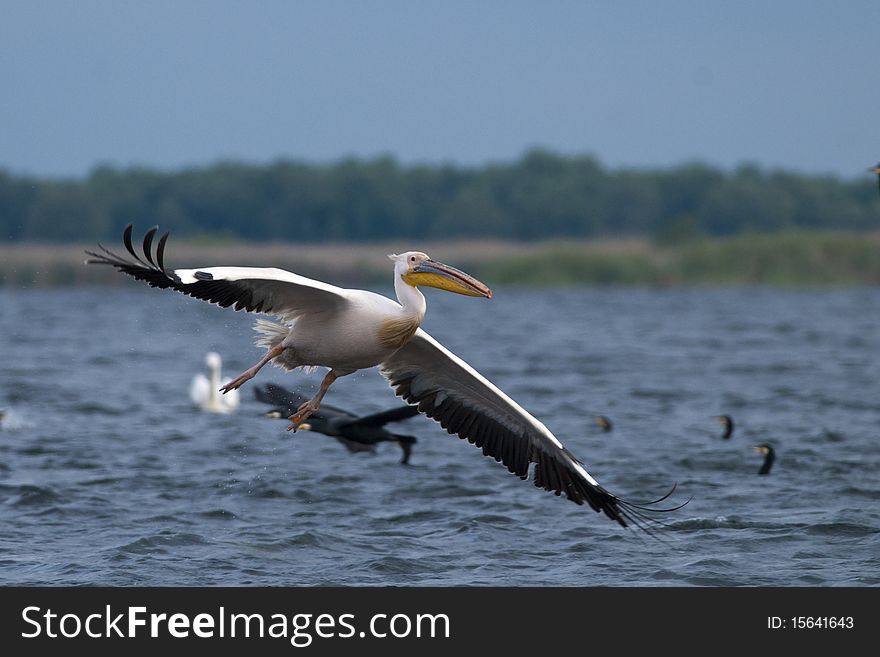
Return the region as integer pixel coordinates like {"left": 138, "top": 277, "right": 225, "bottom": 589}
{"left": 220, "top": 370, "right": 255, "bottom": 394}
{"left": 286, "top": 400, "right": 320, "bottom": 432}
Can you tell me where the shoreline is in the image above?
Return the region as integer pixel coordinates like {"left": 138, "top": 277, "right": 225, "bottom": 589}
{"left": 1, "top": 231, "right": 878, "bottom": 288}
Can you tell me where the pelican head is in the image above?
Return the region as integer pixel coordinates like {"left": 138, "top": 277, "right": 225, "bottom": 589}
{"left": 389, "top": 251, "right": 492, "bottom": 298}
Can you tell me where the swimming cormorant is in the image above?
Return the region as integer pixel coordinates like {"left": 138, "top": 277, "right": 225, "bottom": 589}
{"left": 714, "top": 414, "right": 735, "bottom": 440}
{"left": 753, "top": 444, "right": 775, "bottom": 475}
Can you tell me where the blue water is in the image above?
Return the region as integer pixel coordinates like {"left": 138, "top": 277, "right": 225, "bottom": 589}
{"left": 1, "top": 286, "right": 878, "bottom": 585}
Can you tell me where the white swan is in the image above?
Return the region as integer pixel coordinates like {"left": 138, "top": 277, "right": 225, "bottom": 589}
{"left": 189, "top": 352, "right": 241, "bottom": 414}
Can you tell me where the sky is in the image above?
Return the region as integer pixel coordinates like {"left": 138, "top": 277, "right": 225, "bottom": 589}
{"left": 1, "top": 0, "right": 878, "bottom": 179}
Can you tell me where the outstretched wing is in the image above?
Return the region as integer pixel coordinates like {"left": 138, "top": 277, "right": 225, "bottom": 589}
{"left": 86, "top": 224, "right": 349, "bottom": 321}
{"left": 380, "top": 329, "right": 676, "bottom": 528}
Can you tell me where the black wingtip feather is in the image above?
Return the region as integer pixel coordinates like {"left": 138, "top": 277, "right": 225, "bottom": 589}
{"left": 122, "top": 223, "right": 138, "bottom": 261}
{"left": 142, "top": 226, "right": 159, "bottom": 266}
{"left": 156, "top": 232, "right": 170, "bottom": 271}
{"left": 383, "top": 368, "right": 686, "bottom": 533}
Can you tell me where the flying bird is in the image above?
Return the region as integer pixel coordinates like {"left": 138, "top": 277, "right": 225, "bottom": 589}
{"left": 190, "top": 351, "right": 241, "bottom": 414}
{"left": 869, "top": 163, "right": 880, "bottom": 195}
{"left": 714, "top": 414, "right": 735, "bottom": 440}
{"left": 255, "top": 383, "right": 418, "bottom": 464}
{"left": 753, "top": 444, "right": 775, "bottom": 475}
{"left": 86, "top": 224, "right": 680, "bottom": 528}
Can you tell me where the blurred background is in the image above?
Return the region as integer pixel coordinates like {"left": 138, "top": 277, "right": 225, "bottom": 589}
{"left": 1, "top": 0, "right": 879, "bottom": 286}
{"left": 1, "top": 1, "right": 879, "bottom": 586}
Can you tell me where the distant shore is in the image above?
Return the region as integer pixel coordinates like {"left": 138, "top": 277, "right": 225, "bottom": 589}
{"left": 2, "top": 230, "right": 878, "bottom": 288}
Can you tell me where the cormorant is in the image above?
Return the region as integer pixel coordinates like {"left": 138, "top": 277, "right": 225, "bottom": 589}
{"left": 753, "top": 444, "right": 775, "bottom": 475}
{"left": 255, "top": 383, "right": 419, "bottom": 464}
{"left": 714, "top": 414, "right": 735, "bottom": 440}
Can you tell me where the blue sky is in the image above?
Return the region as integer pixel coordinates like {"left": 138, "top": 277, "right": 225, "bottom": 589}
{"left": 1, "top": 0, "right": 878, "bottom": 178}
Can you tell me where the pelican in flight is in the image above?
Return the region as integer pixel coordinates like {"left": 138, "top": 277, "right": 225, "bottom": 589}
{"left": 86, "top": 224, "right": 679, "bottom": 528}
{"left": 254, "top": 383, "right": 419, "bottom": 464}
{"left": 190, "top": 352, "right": 241, "bottom": 414}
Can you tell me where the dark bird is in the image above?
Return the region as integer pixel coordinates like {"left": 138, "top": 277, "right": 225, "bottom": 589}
{"left": 753, "top": 444, "right": 775, "bottom": 475}
{"left": 85, "top": 224, "right": 683, "bottom": 529}
{"left": 594, "top": 415, "right": 613, "bottom": 432}
{"left": 255, "top": 383, "right": 419, "bottom": 464}
{"left": 869, "top": 163, "right": 880, "bottom": 195}
{"left": 714, "top": 414, "right": 735, "bottom": 440}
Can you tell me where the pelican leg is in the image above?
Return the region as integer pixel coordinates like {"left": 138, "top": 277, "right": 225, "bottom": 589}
{"left": 220, "top": 345, "right": 285, "bottom": 394}
{"left": 287, "top": 370, "right": 339, "bottom": 432}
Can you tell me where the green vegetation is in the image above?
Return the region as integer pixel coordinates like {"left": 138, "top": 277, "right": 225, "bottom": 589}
{"left": 2, "top": 150, "right": 879, "bottom": 243}
{"left": 2, "top": 231, "right": 878, "bottom": 287}
{"left": 2, "top": 150, "right": 877, "bottom": 287}
{"left": 479, "top": 232, "right": 880, "bottom": 286}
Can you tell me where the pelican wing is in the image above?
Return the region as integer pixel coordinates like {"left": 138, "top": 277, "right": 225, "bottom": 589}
{"left": 381, "top": 329, "right": 646, "bottom": 527}
{"left": 86, "top": 225, "right": 348, "bottom": 320}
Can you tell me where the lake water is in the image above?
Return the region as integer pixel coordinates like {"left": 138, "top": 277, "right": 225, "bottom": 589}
{"left": 1, "top": 285, "right": 878, "bottom": 586}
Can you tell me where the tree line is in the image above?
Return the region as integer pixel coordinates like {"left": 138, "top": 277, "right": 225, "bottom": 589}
{"left": 1, "top": 149, "right": 878, "bottom": 243}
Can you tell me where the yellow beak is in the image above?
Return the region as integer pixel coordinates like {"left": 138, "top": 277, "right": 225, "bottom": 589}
{"left": 403, "top": 260, "right": 492, "bottom": 298}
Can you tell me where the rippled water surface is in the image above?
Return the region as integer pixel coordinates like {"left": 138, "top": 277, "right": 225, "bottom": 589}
{"left": 1, "top": 286, "right": 878, "bottom": 586}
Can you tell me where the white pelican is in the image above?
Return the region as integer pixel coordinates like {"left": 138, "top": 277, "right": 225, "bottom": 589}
{"left": 86, "top": 224, "right": 679, "bottom": 528}
{"left": 190, "top": 351, "right": 241, "bottom": 414}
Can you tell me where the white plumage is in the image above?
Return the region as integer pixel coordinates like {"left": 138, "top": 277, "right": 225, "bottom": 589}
{"left": 85, "top": 224, "right": 681, "bottom": 529}
{"left": 189, "top": 351, "right": 240, "bottom": 414}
